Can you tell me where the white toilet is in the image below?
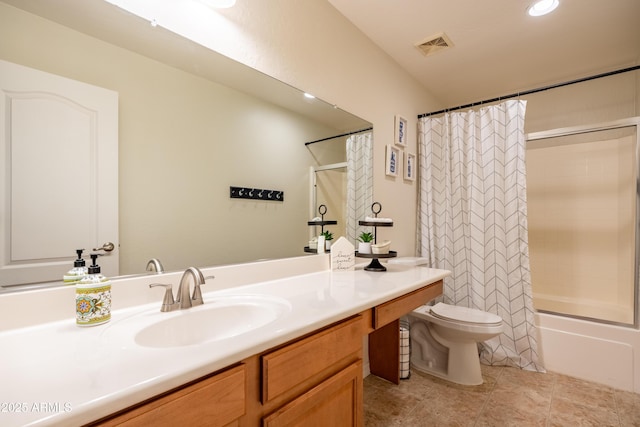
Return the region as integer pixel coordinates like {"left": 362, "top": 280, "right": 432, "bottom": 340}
{"left": 408, "top": 302, "right": 503, "bottom": 386}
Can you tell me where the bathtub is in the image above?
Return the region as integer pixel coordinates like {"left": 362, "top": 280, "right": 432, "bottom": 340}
{"left": 536, "top": 311, "right": 640, "bottom": 392}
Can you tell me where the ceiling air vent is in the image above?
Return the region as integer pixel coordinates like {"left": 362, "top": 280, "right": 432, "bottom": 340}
{"left": 415, "top": 32, "right": 453, "bottom": 57}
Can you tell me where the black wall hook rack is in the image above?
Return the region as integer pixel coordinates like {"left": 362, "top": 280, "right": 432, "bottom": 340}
{"left": 230, "top": 186, "right": 284, "bottom": 202}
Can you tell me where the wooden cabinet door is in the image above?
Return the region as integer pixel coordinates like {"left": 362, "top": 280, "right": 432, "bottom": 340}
{"left": 263, "top": 361, "right": 362, "bottom": 427}
{"left": 93, "top": 364, "right": 245, "bottom": 427}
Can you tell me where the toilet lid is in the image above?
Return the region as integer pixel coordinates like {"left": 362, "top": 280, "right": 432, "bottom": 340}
{"left": 430, "top": 303, "right": 502, "bottom": 325}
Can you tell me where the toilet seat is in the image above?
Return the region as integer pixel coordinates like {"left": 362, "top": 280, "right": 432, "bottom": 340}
{"left": 429, "top": 303, "right": 502, "bottom": 326}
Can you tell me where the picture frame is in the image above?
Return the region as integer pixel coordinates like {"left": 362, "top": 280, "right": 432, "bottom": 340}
{"left": 394, "top": 115, "right": 408, "bottom": 147}
{"left": 404, "top": 152, "right": 416, "bottom": 181}
{"left": 385, "top": 145, "right": 399, "bottom": 177}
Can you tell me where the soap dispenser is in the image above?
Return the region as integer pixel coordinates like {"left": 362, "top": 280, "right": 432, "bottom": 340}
{"left": 76, "top": 253, "right": 111, "bottom": 327}
{"left": 63, "top": 249, "right": 88, "bottom": 285}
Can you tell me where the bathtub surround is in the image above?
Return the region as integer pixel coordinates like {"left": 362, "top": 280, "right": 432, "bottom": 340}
{"left": 417, "top": 100, "right": 543, "bottom": 372}
{"left": 527, "top": 120, "right": 638, "bottom": 325}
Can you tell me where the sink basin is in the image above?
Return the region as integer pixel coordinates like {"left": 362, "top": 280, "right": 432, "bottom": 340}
{"left": 104, "top": 294, "right": 291, "bottom": 348}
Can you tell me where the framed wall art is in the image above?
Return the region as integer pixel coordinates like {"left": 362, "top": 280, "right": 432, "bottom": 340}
{"left": 394, "top": 115, "right": 408, "bottom": 147}
{"left": 385, "top": 144, "right": 399, "bottom": 177}
{"left": 404, "top": 152, "right": 416, "bottom": 181}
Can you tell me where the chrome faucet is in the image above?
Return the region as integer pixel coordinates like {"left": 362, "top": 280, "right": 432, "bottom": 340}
{"left": 149, "top": 267, "right": 214, "bottom": 312}
{"left": 146, "top": 258, "right": 164, "bottom": 273}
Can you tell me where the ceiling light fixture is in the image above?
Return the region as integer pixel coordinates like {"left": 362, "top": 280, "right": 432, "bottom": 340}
{"left": 527, "top": 0, "right": 559, "bottom": 16}
{"left": 198, "top": 0, "right": 236, "bottom": 8}
{"left": 304, "top": 93, "right": 316, "bottom": 99}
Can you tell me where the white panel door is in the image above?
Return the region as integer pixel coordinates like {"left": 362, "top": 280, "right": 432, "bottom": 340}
{"left": 0, "top": 60, "right": 118, "bottom": 287}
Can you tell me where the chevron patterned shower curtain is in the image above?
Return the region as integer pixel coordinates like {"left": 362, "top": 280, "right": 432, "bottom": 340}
{"left": 417, "top": 100, "right": 544, "bottom": 372}
{"left": 346, "top": 132, "right": 373, "bottom": 244}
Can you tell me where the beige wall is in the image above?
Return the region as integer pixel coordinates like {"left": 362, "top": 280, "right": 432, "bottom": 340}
{"left": 0, "top": 3, "right": 346, "bottom": 274}
{"left": 524, "top": 70, "right": 639, "bottom": 132}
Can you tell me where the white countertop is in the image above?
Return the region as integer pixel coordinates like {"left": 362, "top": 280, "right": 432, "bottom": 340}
{"left": 0, "top": 264, "right": 449, "bottom": 426}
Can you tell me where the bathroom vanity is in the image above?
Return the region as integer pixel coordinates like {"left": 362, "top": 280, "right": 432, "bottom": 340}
{"left": 0, "top": 257, "right": 448, "bottom": 426}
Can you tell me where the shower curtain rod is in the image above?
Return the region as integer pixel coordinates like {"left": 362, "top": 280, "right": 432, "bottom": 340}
{"left": 304, "top": 127, "right": 373, "bottom": 146}
{"left": 418, "top": 64, "right": 640, "bottom": 119}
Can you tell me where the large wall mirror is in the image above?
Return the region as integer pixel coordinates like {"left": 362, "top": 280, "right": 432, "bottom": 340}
{"left": 0, "top": 0, "right": 372, "bottom": 292}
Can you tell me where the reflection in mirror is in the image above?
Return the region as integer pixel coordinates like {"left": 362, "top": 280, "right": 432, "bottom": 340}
{"left": 313, "top": 165, "right": 347, "bottom": 240}
{"left": 0, "top": 0, "right": 372, "bottom": 292}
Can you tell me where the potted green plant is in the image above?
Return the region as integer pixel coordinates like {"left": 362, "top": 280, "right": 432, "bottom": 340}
{"left": 321, "top": 230, "right": 334, "bottom": 250}
{"left": 358, "top": 231, "right": 374, "bottom": 254}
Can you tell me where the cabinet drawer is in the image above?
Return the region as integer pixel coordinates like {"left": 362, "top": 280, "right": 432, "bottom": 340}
{"left": 262, "top": 315, "right": 363, "bottom": 404}
{"left": 263, "top": 360, "right": 363, "bottom": 427}
{"left": 94, "top": 364, "right": 246, "bottom": 427}
{"left": 373, "top": 280, "right": 443, "bottom": 329}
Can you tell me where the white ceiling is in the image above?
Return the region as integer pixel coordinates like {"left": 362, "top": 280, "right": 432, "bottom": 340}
{"left": 328, "top": 0, "right": 640, "bottom": 110}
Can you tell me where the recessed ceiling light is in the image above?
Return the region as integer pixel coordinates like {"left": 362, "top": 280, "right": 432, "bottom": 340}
{"left": 304, "top": 93, "right": 316, "bottom": 99}
{"left": 527, "top": 0, "right": 559, "bottom": 16}
{"left": 199, "top": 0, "right": 236, "bottom": 8}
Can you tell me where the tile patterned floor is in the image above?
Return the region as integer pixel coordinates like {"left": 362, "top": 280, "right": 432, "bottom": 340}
{"left": 364, "top": 365, "right": 640, "bottom": 426}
